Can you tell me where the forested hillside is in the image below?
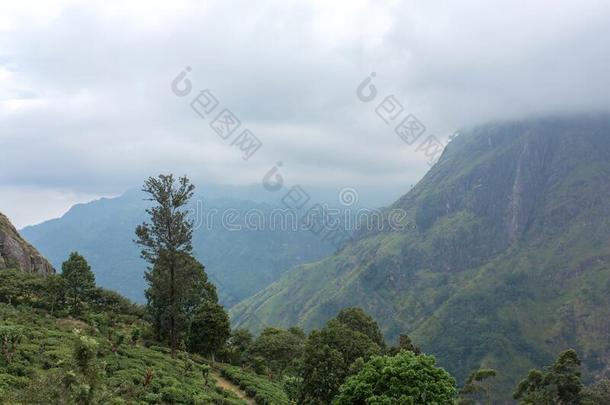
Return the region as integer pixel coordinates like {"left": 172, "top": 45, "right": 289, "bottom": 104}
{"left": 1, "top": 174, "right": 609, "bottom": 403}
{"left": 231, "top": 115, "right": 610, "bottom": 397}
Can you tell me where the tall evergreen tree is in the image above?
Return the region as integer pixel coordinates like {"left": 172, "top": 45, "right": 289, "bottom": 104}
{"left": 61, "top": 252, "right": 95, "bottom": 315}
{"left": 145, "top": 252, "right": 217, "bottom": 343}
{"left": 135, "top": 174, "right": 195, "bottom": 356}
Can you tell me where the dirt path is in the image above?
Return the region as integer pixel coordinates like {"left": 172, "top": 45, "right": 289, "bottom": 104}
{"left": 212, "top": 370, "right": 255, "bottom": 405}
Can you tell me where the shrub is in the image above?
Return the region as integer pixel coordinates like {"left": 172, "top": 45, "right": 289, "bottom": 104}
{"left": 130, "top": 327, "right": 141, "bottom": 346}
{"left": 333, "top": 350, "right": 457, "bottom": 404}
{"left": 161, "top": 384, "right": 191, "bottom": 403}
{"left": 0, "top": 326, "right": 23, "bottom": 364}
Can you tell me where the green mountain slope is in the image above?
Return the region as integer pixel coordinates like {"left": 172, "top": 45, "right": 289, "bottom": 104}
{"left": 230, "top": 115, "right": 610, "bottom": 397}
{"left": 0, "top": 264, "right": 288, "bottom": 404}
{"left": 0, "top": 301, "right": 270, "bottom": 404}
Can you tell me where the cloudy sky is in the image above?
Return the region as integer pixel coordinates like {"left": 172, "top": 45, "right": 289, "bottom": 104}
{"left": 1, "top": 0, "right": 610, "bottom": 228}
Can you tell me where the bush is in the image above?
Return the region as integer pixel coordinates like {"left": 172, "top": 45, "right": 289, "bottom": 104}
{"left": 333, "top": 350, "right": 457, "bottom": 404}
{"left": 282, "top": 375, "right": 301, "bottom": 403}
{"left": 0, "top": 325, "right": 23, "bottom": 364}
{"left": 130, "top": 327, "right": 141, "bottom": 346}
{"left": 251, "top": 356, "right": 267, "bottom": 375}
{"left": 161, "top": 384, "right": 191, "bottom": 403}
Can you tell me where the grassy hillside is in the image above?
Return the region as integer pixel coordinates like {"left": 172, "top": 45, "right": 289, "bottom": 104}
{"left": 0, "top": 301, "right": 249, "bottom": 404}
{"left": 0, "top": 265, "right": 289, "bottom": 404}
{"left": 230, "top": 115, "right": 610, "bottom": 398}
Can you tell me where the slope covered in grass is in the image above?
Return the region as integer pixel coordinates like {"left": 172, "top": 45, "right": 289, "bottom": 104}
{"left": 0, "top": 302, "right": 248, "bottom": 404}
{"left": 219, "top": 365, "right": 290, "bottom": 405}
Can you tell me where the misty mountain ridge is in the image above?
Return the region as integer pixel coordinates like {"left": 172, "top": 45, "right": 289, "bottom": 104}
{"left": 21, "top": 182, "right": 391, "bottom": 305}
{"left": 230, "top": 114, "right": 610, "bottom": 397}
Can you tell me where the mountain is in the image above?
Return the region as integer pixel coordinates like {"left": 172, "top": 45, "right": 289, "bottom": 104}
{"left": 20, "top": 185, "right": 343, "bottom": 305}
{"left": 0, "top": 212, "right": 55, "bottom": 275}
{"left": 230, "top": 115, "right": 610, "bottom": 396}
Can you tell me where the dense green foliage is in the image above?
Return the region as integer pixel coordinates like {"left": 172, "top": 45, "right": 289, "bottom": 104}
{"left": 145, "top": 253, "right": 217, "bottom": 343}
{"left": 333, "top": 350, "right": 457, "bottom": 404}
{"left": 248, "top": 327, "right": 305, "bottom": 377}
{"left": 581, "top": 378, "right": 610, "bottom": 405}
{"left": 514, "top": 349, "right": 583, "bottom": 404}
{"left": 2, "top": 264, "right": 607, "bottom": 403}
{"left": 62, "top": 252, "right": 96, "bottom": 315}
{"left": 0, "top": 268, "right": 142, "bottom": 317}
{"left": 188, "top": 301, "right": 231, "bottom": 360}
{"left": 222, "top": 328, "right": 253, "bottom": 367}
{"left": 335, "top": 307, "right": 386, "bottom": 349}
{"left": 299, "top": 315, "right": 382, "bottom": 403}
{"left": 0, "top": 258, "right": 274, "bottom": 404}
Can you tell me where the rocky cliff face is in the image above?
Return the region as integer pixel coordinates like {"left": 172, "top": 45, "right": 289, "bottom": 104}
{"left": 0, "top": 213, "right": 55, "bottom": 275}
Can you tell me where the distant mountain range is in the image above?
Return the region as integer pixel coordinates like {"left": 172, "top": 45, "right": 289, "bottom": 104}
{"left": 230, "top": 115, "right": 610, "bottom": 397}
{"left": 20, "top": 184, "right": 370, "bottom": 305}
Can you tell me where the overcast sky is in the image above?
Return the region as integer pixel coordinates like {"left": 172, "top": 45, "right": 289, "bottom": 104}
{"left": 1, "top": 0, "right": 610, "bottom": 228}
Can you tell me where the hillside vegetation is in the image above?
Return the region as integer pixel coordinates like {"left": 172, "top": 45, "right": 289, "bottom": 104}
{"left": 0, "top": 269, "right": 247, "bottom": 404}
{"left": 3, "top": 152, "right": 610, "bottom": 403}
{"left": 231, "top": 116, "right": 610, "bottom": 397}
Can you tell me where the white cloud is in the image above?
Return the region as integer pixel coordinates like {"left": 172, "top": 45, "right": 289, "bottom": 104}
{"left": 0, "top": 185, "right": 110, "bottom": 229}
{"left": 1, "top": 0, "right": 609, "bottom": 226}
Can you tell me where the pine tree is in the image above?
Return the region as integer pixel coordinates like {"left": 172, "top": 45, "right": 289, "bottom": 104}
{"left": 135, "top": 174, "right": 195, "bottom": 356}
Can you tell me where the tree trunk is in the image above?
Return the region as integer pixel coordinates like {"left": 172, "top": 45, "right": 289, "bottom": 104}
{"left": 170, "top": 256, "right": 176, "bottom": 357}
